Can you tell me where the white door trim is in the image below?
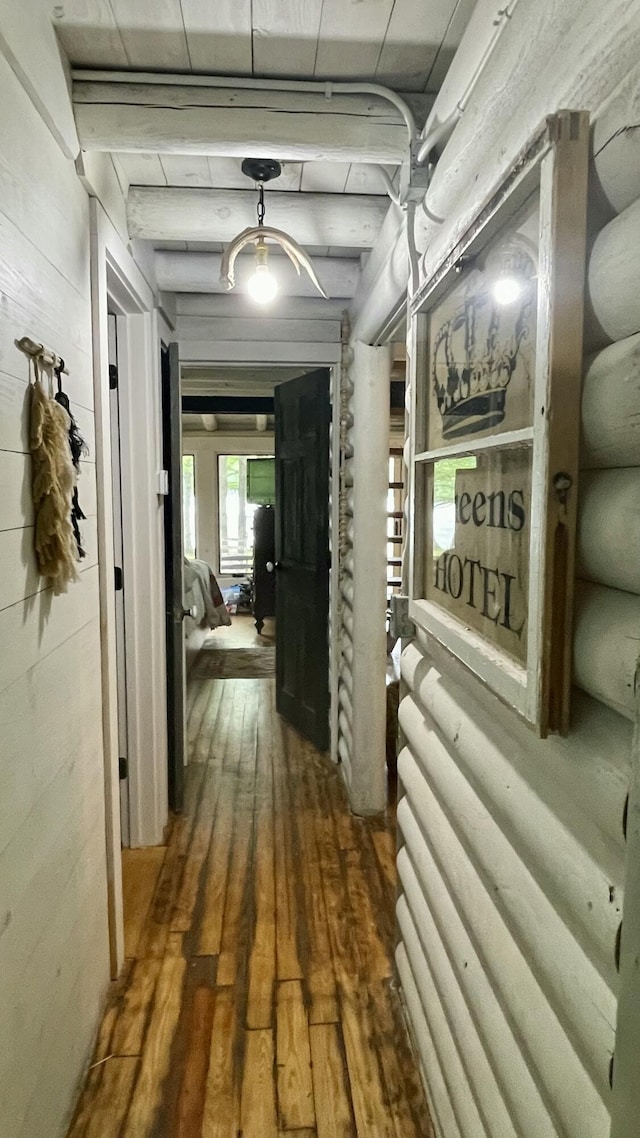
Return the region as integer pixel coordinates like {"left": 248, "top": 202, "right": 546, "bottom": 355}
{"left": 90, "top": 199, "right": 166, "bottom": 976}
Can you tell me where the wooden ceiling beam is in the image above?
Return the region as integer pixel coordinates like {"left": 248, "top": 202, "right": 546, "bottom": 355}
{"left": 155, "top": 252, "right": 360, "bottom": 297}
{"left": 73, "top": 75, "right": 411, "bottom": 164}
{"left": 176, "top": 293, "right": 346, "bottom": 320}
{"left": 128, "top": 187, "right": 387, "bottom": 247}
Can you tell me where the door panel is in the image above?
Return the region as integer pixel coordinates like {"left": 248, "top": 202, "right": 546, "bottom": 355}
{"left": 162, "top": 342, "right": 185, "bottom": 811}
{"left": 275, "top": 369, "right": 331, "bottom": 751}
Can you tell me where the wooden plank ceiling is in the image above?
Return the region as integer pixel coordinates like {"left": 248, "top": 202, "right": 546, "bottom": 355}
{"left": 54, "top": 0, "right": 475, "bottom": 91}
{"left": 53, "top": 1, "right": 477, "bottom": 294}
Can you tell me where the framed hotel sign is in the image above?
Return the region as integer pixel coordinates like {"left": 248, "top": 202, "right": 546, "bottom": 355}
{"left": 408, "top": 111, "right": 590, "bottom": 735}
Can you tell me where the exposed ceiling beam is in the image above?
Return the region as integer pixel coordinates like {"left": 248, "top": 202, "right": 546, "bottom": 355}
{"left": 128, "top": 187, "right": 387, "bottom": 247}
{"left": 201, "top": 414, "right": 218, "bottom": 432}
{"left": 184, "top": 396, "right": 274, "bottom": 414}
{"left": 182, "top": 365, "right": 307, "bottom": 396}
{"left": 155, "top": 252, "right": 360, "bottom": 297}
{"left": 72, "top": 74, "right": 418, "bottom": 164}
{"left": 176, "top": 294, "right": 346, "bottom": 321}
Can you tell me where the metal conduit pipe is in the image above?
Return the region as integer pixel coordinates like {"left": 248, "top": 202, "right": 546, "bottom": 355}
{"left": 415, "top": 0, "right": 523, "bottom": 168}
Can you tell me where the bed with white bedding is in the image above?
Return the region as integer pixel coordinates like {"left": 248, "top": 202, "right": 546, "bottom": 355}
{"left": 183, "top": 558, "right": 231, "bottom": 670}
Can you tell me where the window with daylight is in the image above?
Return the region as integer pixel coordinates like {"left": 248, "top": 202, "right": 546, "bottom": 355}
{"left": 182, "top": 454, "right": 196, "bottom": 560}
{"left": 218, "top": 455, "right": 275, "bottom": 576}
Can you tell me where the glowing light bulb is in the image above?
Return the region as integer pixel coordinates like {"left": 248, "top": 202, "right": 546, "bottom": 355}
{"left": 247, "top": 240, "right": 278, "bottom": 304}
{"left": 247, "top": 263, "right": 278, "bottom": 304}
{"left": 493, "top": 274, "right": 522, "bottom": 305}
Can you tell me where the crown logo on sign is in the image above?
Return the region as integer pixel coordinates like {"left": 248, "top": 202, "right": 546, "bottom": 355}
{"left": 432, "top": 247, "right": 536, "bottom": 440}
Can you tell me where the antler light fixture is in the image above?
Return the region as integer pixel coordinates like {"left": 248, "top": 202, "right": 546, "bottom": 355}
{"left": 220, "top": 158, "right": 328, "bottom": 304}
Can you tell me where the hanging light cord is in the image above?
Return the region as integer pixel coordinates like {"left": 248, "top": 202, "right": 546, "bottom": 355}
{"left": 257, "top": 182, "right": 266, "bottom": 227}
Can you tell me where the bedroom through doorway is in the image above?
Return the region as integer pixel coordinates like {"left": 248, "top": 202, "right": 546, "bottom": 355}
{"left": 181, "top": 414, "right": 277, "bottom": 695}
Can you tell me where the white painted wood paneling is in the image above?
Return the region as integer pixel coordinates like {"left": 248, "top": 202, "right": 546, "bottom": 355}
{"left": 314, "top": 0, "right": 395, "bottom": 80}
{"left": 56, "top": 0, "right": 474, "bottom": 93}
{"left": 53, "top": 1, "right": 129, "bottom": 69}
{"left": 113, "top": 152, "right": 168, "bottom": 187}
{"left": 425, "top": 0, "right": 477, "bottom": 91}
{"left": 108, "top": 0, "right": 190, "bottom": 70}
{"left": 158, "top": 154, "right": 212, "bottom": 187}
{"left": 0, "top": 54, "right": 111, "bottom": 1138}
{"left": 300, "top": 162, "right": 350, "bottom": 194}
{"left": 252, "top": 0, "right": 323, "bottom": 77}
{"left": 375, "top": 0, "right": 457, "bottom": 91}
{"left": 180, "top": 0, "right": 252, "bottom": 73}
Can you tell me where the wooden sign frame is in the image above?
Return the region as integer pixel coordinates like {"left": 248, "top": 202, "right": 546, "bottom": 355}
{"left": 407, "top": 111, "right": 590, "bottom": 736}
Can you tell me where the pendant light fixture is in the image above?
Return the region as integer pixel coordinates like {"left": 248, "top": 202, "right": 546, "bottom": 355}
{"left": 220, "top": 158, "right": 329, "bottom": 303}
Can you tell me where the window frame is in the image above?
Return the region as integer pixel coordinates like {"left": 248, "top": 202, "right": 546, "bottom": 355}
{"left": 216, "top": 452, "right": 275, "bottom": 578}
{"left": 406, "top": 111, "right": 590, "bottom": 736}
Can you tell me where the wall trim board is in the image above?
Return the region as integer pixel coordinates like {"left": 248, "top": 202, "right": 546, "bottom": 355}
{"left": 89, "top": 200, "right": 166, "bottom": 978}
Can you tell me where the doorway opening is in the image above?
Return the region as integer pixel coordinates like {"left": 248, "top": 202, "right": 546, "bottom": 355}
{"left": 180, "top": 368, "right": 333, "bottom": 757}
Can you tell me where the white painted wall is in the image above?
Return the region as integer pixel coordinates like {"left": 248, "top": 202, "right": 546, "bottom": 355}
{"left": 0, "top": 49, "right": 110, "bottom": 1138}
{"left": 0, "top": 23, "right": 169, "bottom": 1137}
{"left": 396, "top": 6, "right": 640, "bottom": 1137}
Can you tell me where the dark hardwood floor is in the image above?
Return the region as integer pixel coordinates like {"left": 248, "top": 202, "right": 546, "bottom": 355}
{"left": 66, "top": 670, "right": 432, "bottom": 1138}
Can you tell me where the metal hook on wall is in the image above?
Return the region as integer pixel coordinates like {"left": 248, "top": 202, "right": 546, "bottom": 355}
{"left": 15, "top": 335, "right": 69, "bottom": 375}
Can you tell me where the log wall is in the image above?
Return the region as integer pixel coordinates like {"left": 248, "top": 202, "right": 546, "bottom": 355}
{"left": 334, "top": 340, "right": 392, "bottom": 813}
{"left": 398, "top": 14, "right": 640, "bottom": 1138}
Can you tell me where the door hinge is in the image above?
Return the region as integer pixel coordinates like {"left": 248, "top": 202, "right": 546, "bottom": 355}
{"left": 109, "top": 364, "right": 118, "bottom": 390}
{"left": 119, "top": 756, "right": 128, "bottom": 780}
{"left": 114, "top": 566, "right": 123, "bottom": 591}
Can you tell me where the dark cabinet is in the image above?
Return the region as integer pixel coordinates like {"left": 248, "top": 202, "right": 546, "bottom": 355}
{"left": 253, "top": 505, "right": 275, "bottom": 634}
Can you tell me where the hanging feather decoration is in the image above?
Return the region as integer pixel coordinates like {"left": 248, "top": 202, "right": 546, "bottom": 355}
{"left": 54, "top": 359, "right": 88, "bottom": 560}
{"left": 30, "top": 360, "right": 79, "bottom": 594}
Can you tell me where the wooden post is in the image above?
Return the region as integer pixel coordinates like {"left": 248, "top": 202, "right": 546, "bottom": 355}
{"left": 348, "top": 339, "right": 392, "bottom": 815}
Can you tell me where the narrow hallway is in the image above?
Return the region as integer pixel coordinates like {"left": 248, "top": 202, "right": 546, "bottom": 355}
{"left": 67, "top": 674, "right": 432, "bottom": 1138}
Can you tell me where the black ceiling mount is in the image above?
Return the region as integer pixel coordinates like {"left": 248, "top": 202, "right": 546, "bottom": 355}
{"left": 241, "top": 157, "right": 282, "bottom": 184}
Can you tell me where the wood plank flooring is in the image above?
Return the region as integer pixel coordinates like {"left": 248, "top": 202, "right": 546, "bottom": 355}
{"left": 67, "top": 675, "right": 433, "bottom": 1138}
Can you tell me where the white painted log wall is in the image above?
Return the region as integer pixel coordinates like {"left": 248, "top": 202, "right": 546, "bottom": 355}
{"left": 0, "top": 52, "right": 110, "bottom": 1138}
{"left": 335, "top": 354, "right": 355, "bottom": 787}
{"left": 396, "top": 12, "right": 640, "bottom": 1138}
{"left": 335, "top": 340, "right": 391, "bottom": 814}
